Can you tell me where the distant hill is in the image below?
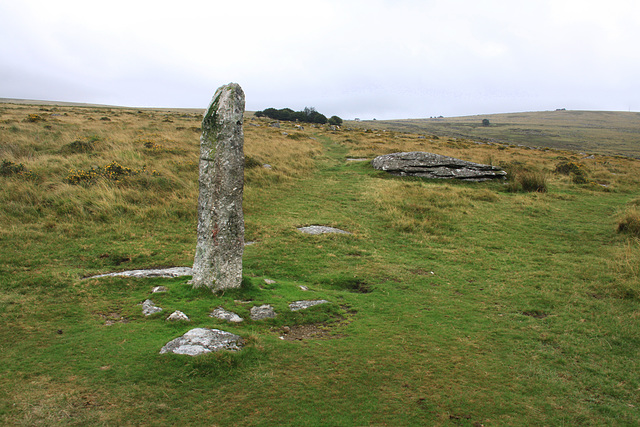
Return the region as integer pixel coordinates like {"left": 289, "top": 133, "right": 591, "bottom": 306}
{"left": 348, "top": 110, "right": 640, "bottom": 158}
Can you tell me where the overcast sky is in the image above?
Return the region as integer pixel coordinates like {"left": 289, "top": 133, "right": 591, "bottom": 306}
{"left": 1, "top": 0, "right": 639, "bottom": 119}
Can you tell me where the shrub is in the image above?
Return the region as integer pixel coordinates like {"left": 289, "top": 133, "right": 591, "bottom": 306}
{"left": 245, "top": 155, "right": 262, "bottom": 169}
{"left": 140, "top": 138, "right": 164, "bottom": 150}
{"left": 0, "top": 159, "right": 25, "bottom": 176}
{"left": 61, "top": 136, "right": 100, "bottom": 154}
{"left": 24, "top": 114, "right": 44, "bottom": 123}
{"left": 518, "top": 171, "right": 548, "bottom": 192}
{"left": 503, "top": 162, "right": 548, "bottom": 193}
{"left": 255, "top": 106, "right": 330, "bottom": 124}
{"left": 329, "top": 116, "right": 343, "bottom": 126}
{"left": 554, "top": 161, "right": 589, "bottom": 183}
{"left": 65, "top": 161, "right": 143, "bottom": 185}
{"left": 617, "top": 208, "right": 640, "bottom": 237}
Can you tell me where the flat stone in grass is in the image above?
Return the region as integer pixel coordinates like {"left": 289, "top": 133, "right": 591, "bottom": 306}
{"left": 88, "top": 267, "right": 193, "bottom": 279}
{"left": 289, "top": 300, "right": 329, "bottom": 311}
{"left": 210, "top": 307, "right": 244, "bottom": 323}
{"left": 250, "top": 304, "right": 276, "bottom": 320}
{"left": 297, "top": 226, "right": 351, "bottom": 235}
{"left": 166, "top": 310, "right": 190, "bottom": 321}
{"left": 142, "top": 299, "right": 163, "bottom": 316}
{"left": 159, "top": 328, "right": 243, "bottom": 356}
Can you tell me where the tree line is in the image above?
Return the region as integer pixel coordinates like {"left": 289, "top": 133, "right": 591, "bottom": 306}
{"left": 255, "top": 106, "right": 343, "bottom": 126}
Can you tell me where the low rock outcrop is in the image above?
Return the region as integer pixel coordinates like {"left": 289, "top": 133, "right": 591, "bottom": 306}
{"left": 372, "top": 151, "right": 506, "bottom": 181}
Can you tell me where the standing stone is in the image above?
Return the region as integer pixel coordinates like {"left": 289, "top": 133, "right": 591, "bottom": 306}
{"left": 191, "top": 83, "right": 245, "bottom": 291}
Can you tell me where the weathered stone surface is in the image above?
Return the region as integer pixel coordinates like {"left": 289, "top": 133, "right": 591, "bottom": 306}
{"left": 297, "top": 226, "right": 351, "bottom": 235}
{"left": 159, "top": 328, "right": 243, "bottom": 356}
{"left": 289, "top": 300, "right": 329, "bottom": 311}
{"left": 250, "top": 304, "right": 276, "bottom": 320}
{"left": 191, "top": 83, "right": 245, "bottom": 291}
{"left": 210, "top": 307, "right": 244, "bottom": 323}
{"left": 141, "top": 299, "right": 163, "bottom": 316}
{"left": 372, "top": 151, "right": 506, "bottom": 181}
{"left": 88, "top": 267, "right": 193, "bottom": 279}
{"left": 152, "top": 286, "right": 168, "bottom": 293}
{"left": 166, "top": 310, "right": 190, "bottom": 321}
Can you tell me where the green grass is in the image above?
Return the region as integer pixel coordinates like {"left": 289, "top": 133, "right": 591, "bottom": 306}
{"left": 1, "top": 102, "right": 640, "bottom": 425}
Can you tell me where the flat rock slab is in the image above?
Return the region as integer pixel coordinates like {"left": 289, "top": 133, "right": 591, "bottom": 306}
{"left": 250, "top": 304, "right": 276, "bottom": 320}
{"left": 88, "top": 267, "right": 193, "bottom": 279}
{"left": 159, "top": 328, "right": 243, "bottom": 356}
{"left": 372, "top": 151, "right": 506, "bottom": 181}
{"left": 297, "top": 226, "right": 351, "bottom": 235}
{"left": 142, "top": 299, "right": 163, "bottom": 316}
{"left": 289, "top": 300, "right": 329, "bottom": 311}
{"left": 210, "top": 307, "right": 244, "bottom": 323}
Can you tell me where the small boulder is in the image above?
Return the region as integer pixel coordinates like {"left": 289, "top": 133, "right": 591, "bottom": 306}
{"left": 159, "top": 328, "right": 243, "bottom": 356}
{"left": 210, "top": 307, "right": 244, "bottom": 323}
{"left": 141, "top": 299, "right": 163, "bottom": 316}
{"left": 152, "top": 286, "right": 168, "bottom": 293}
{"left": 289, "top": 300, "right": 329, "bottom": 311}
{"left": 250, "top": 304, "right": 276, "bottom": 320}
{"left": 166, "top": 311, "right": 190, "bottom": 321}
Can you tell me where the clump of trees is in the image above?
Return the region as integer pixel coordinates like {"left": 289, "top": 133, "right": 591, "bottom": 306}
{"left": 255, "top": 106, "right": 342, "bottom": 126}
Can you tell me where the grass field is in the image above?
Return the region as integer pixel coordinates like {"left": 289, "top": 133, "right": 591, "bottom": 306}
{"left": 1, "top": 102, "right": 640, "bottom": 425}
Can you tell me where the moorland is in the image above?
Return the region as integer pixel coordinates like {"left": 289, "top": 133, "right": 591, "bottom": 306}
{"left": 1, "top": 101, "right": 639, "bottom": 425}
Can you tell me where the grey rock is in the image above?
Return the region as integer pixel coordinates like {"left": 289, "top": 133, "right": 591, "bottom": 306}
{"left": 264, "top": 279, "right": 276, "bottom": 285}
{"left": 250, "top": 304, "right": 276, "bottom": 320}
{"left": 191, "top": 83, "right": 245, "bottom": 291}
{"left": 262, "top": 164, "right": 272, "bottom": 169}
{"left": 142, "top": 299, "right": 163, "bottom": 316}
{"left": 210, "top": 307, "right": 244, "bottom": 323}
{"left": 87, "top": 267, "right": 193, "bottom": 279}
{"left": 372, "top": 151, "right": 506, "bottom": 181}
{"left": 289, "top": 300, "right": 329, "bottom": 311}
{"left": 166, "top": 310, "right": 190, "bottom": 321}
{"left": 297, "top": 226, "right": 351, "bottom": 235}
{"left": 299, "top": 285, "right": 309, "bottom": 291}
{"left": 159, "top": 328, "right": 243, "bottom": 356}
{"left": 152, "top": 286, "right": 168, "bottom": 293}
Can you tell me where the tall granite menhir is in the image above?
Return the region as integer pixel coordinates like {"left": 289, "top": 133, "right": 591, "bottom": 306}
{"left": 191, "top": 83, "right": 245, "bottom": 291}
